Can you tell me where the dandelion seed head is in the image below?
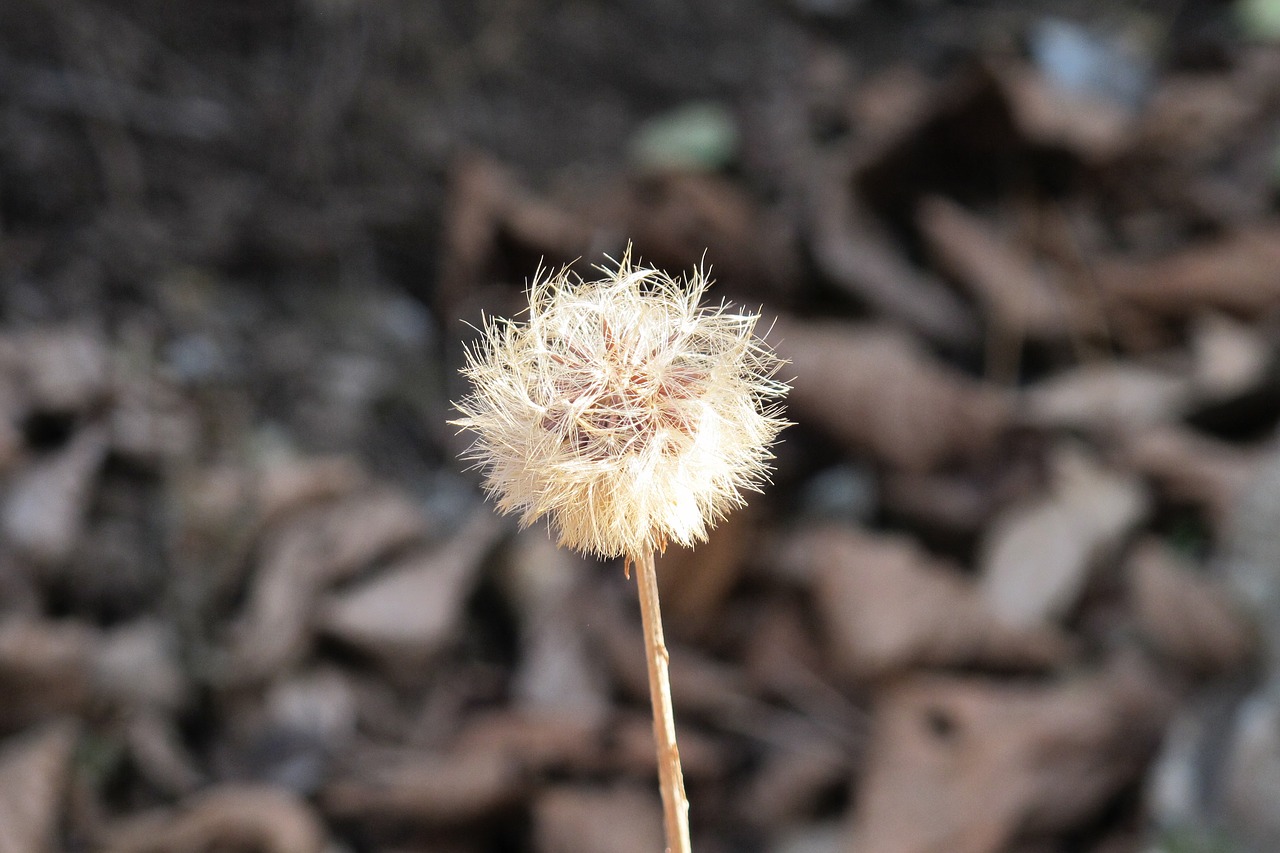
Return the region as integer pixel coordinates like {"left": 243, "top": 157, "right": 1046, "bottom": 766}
{"left": 452, "top": 249, "right": 789, "bottom": 559}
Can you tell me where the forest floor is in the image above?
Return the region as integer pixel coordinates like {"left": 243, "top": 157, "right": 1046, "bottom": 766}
{"left": 0, "top": 1, "right": 1279, "bottom": 851}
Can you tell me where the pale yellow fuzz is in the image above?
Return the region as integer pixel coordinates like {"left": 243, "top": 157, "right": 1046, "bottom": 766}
{"left": 452, "top": 251, "right": 789, "bottom": 559}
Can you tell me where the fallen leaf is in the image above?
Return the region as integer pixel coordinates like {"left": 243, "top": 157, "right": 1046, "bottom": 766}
{"left": 806, "top": 178, "right": 978, "bottom": 348}
{"left": 1099, "top": 226, "right": 1280, "bottom": 319}
{"left": 103, "top": 785, "right": 326, "bottom": 853}
{"left": 794, "top": 526, "right": 1068, "bottom": 680}
{"left": 0, "top": 618, "right": 93, "bottom": 731}
{"left": 1129, "top": 538, "right": 1255, "bottom": 676}
{"left": 533, "top": 786, "right": 663, "bottom": 853}
{"left": 847, "top": 668, "right": 1171, "bottom": 853}
{"left": 0, "top": 722, "right": 77, "bottom": 853}
{"left": 775, "top": 319, "right": 1010, "bottom": 472}
{"left": 1120, "top": 424, "right": 1260, "bottom": 529}
{"left": 917, "top": 195, "right": 1069, "bottom": 340}
{"left": 319, "top": 513, "right": 500, "bottom": 670}
{"left": 1022, "top": 362, "right": 1194, "bottom": 431}
{"left": 979, "top": 445, "right": 1149, "bottom": 628}
{"left": 227, "top": 489, "right": 428, "bottom": 681}
{"left": 321, "top": 746, "right": 522, "bottom": 824}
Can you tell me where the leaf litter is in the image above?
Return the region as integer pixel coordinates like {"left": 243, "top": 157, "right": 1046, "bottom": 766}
{"left": 0, "top": 1, "right": 1278, "bottom": 851}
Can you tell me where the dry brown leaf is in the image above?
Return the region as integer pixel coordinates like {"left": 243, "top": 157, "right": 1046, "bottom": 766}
{"left": 1099, "top": 226, "right": 1280, "bottom": 319}
{"left": 2, "top": 426, "right": 108, "bottom": 565}
{"left": 917, "top": 196, "right": 1068, "bottom": 340}
{"left": 0, "top": 722, "right": 77, "bottom": 853}
{"left": 533, "top": 786, "right": 663, "bottom": 853}
{"left": 319, "top": 513, "right": 500, "bottom": 669}
{"left": 1022, "top": 362, "right": 1194, "bottom": 431}
{"left": 1120, "top": 424, "right": 1260, "bottom": 529}
{"left": 794, "top": 526, "right": 1068, "bottom": 680}
{"left": 227, "top": 489, "right": 428, "bottom": 681}
{"left": 0, "top": 618, "right": 93, "bottom": 731}
{"left": 979, "top": 445, "right": 1149, "bottom": 628}
{"left": 103, "top": 785, "right": 326, "bottom": 853}
{"left": 775, "top": 318, "right": 1010, "bottom": 472}
{"left": 453, "top": 711, "right": 603, "bottom": 772}
{"left": 321, "top": 747, "right": 522, "bottom": 824}
{"left": 1128, "top": 538, "right": 1255, "bottom": 676}
{"left": 806, "top": 175, "right": 978, "bottom": 348}
{"left": 438, "top": 155, "right": 594, "bottom": 329}
{"left": 847, "top": 668, "right": 1171, "bottom": 853}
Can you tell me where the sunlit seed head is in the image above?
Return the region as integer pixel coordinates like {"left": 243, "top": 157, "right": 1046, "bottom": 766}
{"left": 451, "top": 248, "right": 790, "bottom": 559}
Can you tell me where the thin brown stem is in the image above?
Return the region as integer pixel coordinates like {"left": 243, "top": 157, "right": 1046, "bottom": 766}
{"left": 633, "top": 549, "right": 691, "bottom": 853}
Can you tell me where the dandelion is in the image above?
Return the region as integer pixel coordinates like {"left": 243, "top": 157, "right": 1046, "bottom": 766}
{"left": 452, "top": 247, "right": 788, "bottom": 852}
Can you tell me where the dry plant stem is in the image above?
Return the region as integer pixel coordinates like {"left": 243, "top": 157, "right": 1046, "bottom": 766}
{"left": 633, "top": 548, "right": 692, "bottom": 853}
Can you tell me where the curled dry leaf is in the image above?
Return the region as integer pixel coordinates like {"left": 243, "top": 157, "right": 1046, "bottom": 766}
{"left": 774, "top": 319, "right": 1010, "bottom": 472}
{"left": 319, "top": 513, "right": 501, "bottom": 670}
{"left": 2, "top": 426, "right": 108, "bottom": 565}
{"left": 0, "top": 721, "right": 77, "bottom": 853}
{"left": 795, "top": 526, "right": 1068, "bottom": 680}
{"left": 102, "top": 785, "right": 327, "bottom": 853}
{"left": 1098, "top": 226, "right": 1280, "bottom": 319}
{"left": 227, "top": 489, "right": 427, "bottom": 682}
{"left": 979, "top": 445, "right": 1149, "bottom": 628}
{"left": 533, "top": 786, "right": 663, "bottom": 853}
{"left": 916, "top": 195, "right": 1068, "bottom": 340}
{"left": 848, "top": 669, "right": 1171, "bottom": 853}
{"left": 1128, "top": 539, "right": 1255, "bottom": 676}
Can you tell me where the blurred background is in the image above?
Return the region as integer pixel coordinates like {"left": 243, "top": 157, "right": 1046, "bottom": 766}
{"left": 1, "top": 0, "right": 1280, "bottom": 851}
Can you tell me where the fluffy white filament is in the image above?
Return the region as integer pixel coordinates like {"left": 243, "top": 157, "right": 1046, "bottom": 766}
{"left": 452, "top": 252, "right": 789, "bottom": 559}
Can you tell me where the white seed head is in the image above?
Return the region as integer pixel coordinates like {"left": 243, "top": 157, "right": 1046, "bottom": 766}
{"left": 452, "top": 250, "right": 789, "bottom": 559}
